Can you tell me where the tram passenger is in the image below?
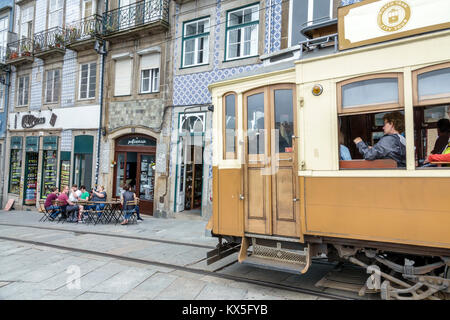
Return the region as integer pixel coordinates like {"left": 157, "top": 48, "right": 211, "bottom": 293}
{"left": 339, "top": 130, "right": 352, "bottom": 160}
{"left": 431, "top": 118, "right": 450, "bottom": 155}
{"left": 353, "top": 111, "right": 406, "bottom": 167}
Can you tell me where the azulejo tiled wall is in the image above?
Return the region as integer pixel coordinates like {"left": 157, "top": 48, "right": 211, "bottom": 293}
{"left": 340, "top": 0, "right": 364, "bottom": 6}
{"left": 173, "top": 0, "right": 282, "bottom": 106}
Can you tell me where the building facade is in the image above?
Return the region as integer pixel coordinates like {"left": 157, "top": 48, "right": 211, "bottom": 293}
{"left": 98, "top": 0, "right": 174, "bottom": 216}
{"left": 168, "top": 0, "right": 340, "bottom": 220}
{"left": 0, "top": 0, "right": 14, "bottom": 206}
{"left": 3, "top": 0, "right": 105, "bottom": 209}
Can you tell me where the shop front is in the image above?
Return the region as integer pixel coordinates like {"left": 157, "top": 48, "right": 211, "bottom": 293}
{"left": 113, "top": 134, "right": 156, "bottom": 215}
{"left": 3, "top": 106, "right": 100, "bottom": 209}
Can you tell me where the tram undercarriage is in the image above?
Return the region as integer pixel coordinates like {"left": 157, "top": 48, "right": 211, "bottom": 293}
{"left": 207, "top": 235, "right": 450, "bottom": 300}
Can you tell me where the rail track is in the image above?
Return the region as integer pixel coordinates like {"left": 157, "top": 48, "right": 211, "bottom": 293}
{"left": 0, "top": 223, "right": 363, "bottom": 300}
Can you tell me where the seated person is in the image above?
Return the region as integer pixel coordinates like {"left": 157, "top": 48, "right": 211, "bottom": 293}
{"left": 67, "top": 184, "right": 81, "bottom": 222}
{"left": 339, "top": 130, "right": 352, "bottom": 160}
{"left": 45, "top": 187, "right": 60, "bottom": 220}
{"left": 430, "top": 118, "right": 450, "bottom": 155}
{"left": 57, "top": 186, "right": 78, "bottom": 220}
{"left": 77, "top": 185, "right": 90, "bottom": 223}
{"left": 353, "top": 111, "right": 406, "bottom": 167}
{"left": 425, "top": 141, "right": 450, "bottom": 164}
{"left": 84, "top": 185, "right": 107, "bottom": 217}
{"left": 120, "top": 184, "right": 139, "bottom": 225}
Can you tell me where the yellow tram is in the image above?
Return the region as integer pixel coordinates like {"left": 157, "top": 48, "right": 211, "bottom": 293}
{"left": 207, "top": 24, "right": 450, "bottom": 300}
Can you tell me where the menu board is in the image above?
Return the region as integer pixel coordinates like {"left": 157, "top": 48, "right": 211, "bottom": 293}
{"left": 41, "top": 150, "right": 57, "bottom": 199}
{"left": 9, "top": 149, "right": 22, "bottom": 194}
{"left": 59, "top": 160, "right": 70, "bottom": 190}
{"left": 24, "top": 152, "right": 38, "bottom": 205}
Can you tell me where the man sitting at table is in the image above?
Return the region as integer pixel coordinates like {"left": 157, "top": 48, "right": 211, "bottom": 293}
{"left": 57, "top": 186, "right": 78, "bottom": 220}
{"left": 84, "top": 185, "right": 107, "bottom": 218}
{"left": 45, "top": 187, "right": 60, "bottom": 220}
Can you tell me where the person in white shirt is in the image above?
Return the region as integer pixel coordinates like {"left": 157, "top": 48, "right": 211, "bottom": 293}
{"left": 67, "top": 184, "right": 82, "bottom": 222}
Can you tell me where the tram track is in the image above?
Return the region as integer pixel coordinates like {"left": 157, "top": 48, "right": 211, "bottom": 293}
{"left": 0, "top": 232, "right": 360, "bottom": 300}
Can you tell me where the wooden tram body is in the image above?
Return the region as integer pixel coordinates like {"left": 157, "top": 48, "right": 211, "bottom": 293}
{"left": 208, "top": 30, "right": 450, "bottom": 300}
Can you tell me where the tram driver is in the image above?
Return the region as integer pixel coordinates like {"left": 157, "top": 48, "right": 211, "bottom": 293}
{"left": 353, "top": 111, "right": 406, "bottom": 167}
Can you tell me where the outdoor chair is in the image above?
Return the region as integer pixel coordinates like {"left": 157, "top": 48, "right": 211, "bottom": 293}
{"left": 123, "top": 199, "right": 138, "bottom": 225}
{"left": 38, "top": 200, "right": 53, "bottom": 222}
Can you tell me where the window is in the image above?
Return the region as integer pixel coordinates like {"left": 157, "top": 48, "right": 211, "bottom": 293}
{"left": 114, "top": 58, "right": 132, "bottom": 96}
{"left": 226, "top": 4, "right": 259, "bottom": 61}
{"left": 0, "top": 82, "right": 5, "bottom": 109}
{"left": 182, "top": 18, "right": 210, "bottom": 67}
{"left": 140, "top": 53, "right": 160, "bottom": 93}
{"left": 45, "top": 69, "right": 61, "bottom": 104}
{"left": 18, "top": 75, "right": 30, "bottom": 106}
{"left": 82, "top": 0, "right": 95, "bottom": 19}
{"left": 20, "top": 4, "right": 34, "bottom": 39}
{"left": 223, "top": 93, "right": 237, "bottom": 159}
{"left": 49, "top": 0, "right": 64, "bottom": 29}
{"left": 412, "top": 63, "right": 450, "bottom": 168}
{"left": 79, "top": 62, "right": 97, "bottom": 99}
{"left": 337, "top": 73, "right": 406, "bottom": 169}
{"left": 0, "top": 15, "right": 9, "bottom": 59}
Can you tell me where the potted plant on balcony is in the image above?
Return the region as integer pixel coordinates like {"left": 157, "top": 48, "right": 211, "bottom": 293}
{"left": 9, "top": 51, "right": 18, "bottom": 59}
{"left": 54, "top": 33, "right": 65, "bottom": 48}
{"left": 68, "top": 27, "right": 79, "bottom": 42}
{"left": 20, "top": 43, "right": 32, "bottom": 57}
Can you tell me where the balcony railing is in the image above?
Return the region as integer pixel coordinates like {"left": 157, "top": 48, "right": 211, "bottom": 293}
{"left": 6, "top": 38, "right": 33, "bottom": 61}
{"left": 103, "top": 0, "right": 169, "bottom": 35}
{"left": 65, "top": 14, "right": 103, "bottom": 45}
{"left": 33, "top": 27, "right": 65, "bottom": 54}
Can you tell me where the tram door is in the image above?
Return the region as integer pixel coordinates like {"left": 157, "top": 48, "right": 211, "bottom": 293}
{"left": 243, "top": 85, "right": 300, "bottom": 237}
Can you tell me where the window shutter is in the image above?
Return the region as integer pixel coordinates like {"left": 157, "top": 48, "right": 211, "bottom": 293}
{"left": 140, "top": 53, "right": 160, "bottom": 70}
{"left": 114, "top": 58, "right": 132, "bottom": 96}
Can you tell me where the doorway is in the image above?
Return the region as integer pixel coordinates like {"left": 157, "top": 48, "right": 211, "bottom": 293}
{"left": 243, "top": 84, "right": 301, "bottom": 238}
{"left": 114, "top": 134, "right": 156, "bottom": 215}
{"left": 24, "top": 152, "right": 38, "bottom": 205}
{"left": 175, "top": 112, "right": 206, "bottom": 215}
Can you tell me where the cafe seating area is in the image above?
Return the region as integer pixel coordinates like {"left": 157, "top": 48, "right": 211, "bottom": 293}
{"left": 38, "top": 199, "right": 139, "bottom": 225}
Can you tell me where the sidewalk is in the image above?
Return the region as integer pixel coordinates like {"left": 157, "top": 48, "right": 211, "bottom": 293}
{"left": 0, "top": 209, "right": 217, "bottom": 248}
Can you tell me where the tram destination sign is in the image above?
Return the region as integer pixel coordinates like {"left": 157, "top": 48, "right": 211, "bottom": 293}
{"left": 338, "top": 0, "right": 450, "bottom": 50}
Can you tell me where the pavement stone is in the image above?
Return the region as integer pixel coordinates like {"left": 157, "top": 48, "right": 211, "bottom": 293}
{"left": 120, "top": 272, "right": 178, "bottom": 300}
{"left": 195, "top": 283, "right": 247, "bottom": 300}
{"left": 153, "top": 277, "right": 207, "bottom": 300}
{"left": 76, "top": 291, "right": 124, "bottom": 300}
{"left": 88, "top": 267, "right": 156, "bottom": 294}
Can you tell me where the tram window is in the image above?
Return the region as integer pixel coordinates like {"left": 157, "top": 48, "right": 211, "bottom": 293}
{"left": 274, "top": 89, "right": 293, "bottom": 153}
{"left": 223, "top": 93, "right": 237, "bottom": 159}
{"left": 247, "top": 93, "right": 265, "bottom": 155}
{"left": 414, "top": 105, "right": 450, "bottom": 168}
{"left": 413, "top": 63, "right": 450, "bottom": 168}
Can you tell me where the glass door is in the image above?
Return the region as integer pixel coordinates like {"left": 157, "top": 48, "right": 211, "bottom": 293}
{"left": 137, "top": 153, "right": 155, "bottom": 214}
{"left": 115, "top": 152, "right": 126, "bottom": 197}
{"left": 24, "top": 152, "right": 38, "bottom": 205}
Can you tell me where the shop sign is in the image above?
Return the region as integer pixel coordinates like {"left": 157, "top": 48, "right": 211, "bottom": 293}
{"left": 117, "top": 136, "right": 156, "bottom": 147}
{"left": 338, "top": 0, "right": 450, "bottom": 50}
{"left": 25, "top": 136, "right": 39, "bottom": 152}
{"left": 11, "top": 136, "right": 22, "bottom": 149}
{"left": 43, "top": 136, "right": 58, "bottom": 150}
{"left": 22, "top": 115, "right": 46, "bottom": 128}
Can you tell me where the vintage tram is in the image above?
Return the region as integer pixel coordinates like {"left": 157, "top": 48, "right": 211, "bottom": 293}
{"left": 207, "top": 25, "right": 450, "bottom": 300}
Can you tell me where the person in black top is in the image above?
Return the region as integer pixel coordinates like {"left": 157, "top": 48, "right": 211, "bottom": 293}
{"left": 431, "top": 118, "right": 450, "bottom": 155}
{"left": 121, "top": 184, "right": 136, "bottom": 225}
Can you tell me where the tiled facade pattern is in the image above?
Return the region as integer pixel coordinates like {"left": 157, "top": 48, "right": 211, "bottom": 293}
{"left": 340, "top": 0, "right": 363, "bottom": 6}
{"left": 61, "top": 130, "right": 73, "bottom": 152}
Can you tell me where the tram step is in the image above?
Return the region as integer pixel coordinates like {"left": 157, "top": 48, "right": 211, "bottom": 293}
{"left": 242, "top": 255, "right": 308, "bottom": 274}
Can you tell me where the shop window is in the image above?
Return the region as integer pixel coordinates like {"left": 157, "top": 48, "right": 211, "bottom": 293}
{"left": 41, "top": 136, "right": 58, "bottom": 199}
{"left": 182, "top": 17, "right": 210, "bottom": 68}
{"left": 24, "top": 136, "right": 39, "bottom": 205}
{"left": 226, "top": 4, "right": 259, "bottom": 61}
{"left": 337, "top": 73, "right": 406, "bottom": 169}
{"left": 9, "top": 137, "right": 22, "bottom": 194}
{"left": 59, "top": 151, "right": 71, "bottom": 189}
{"left": 79, "top": 62, "right": 97, "bottom": 100}
{"left": 412, "top": 63, "right": 450, "bottom": 169}
{"left": 223, "top": 93, "right": 237, "bottom": 159}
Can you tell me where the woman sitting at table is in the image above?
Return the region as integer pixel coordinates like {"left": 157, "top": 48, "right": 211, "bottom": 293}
{"left": 77, "top": 185, "right": 90, "bottom": 223}
{"left": 121, "top": 184, "right": 136, "bottom": 225}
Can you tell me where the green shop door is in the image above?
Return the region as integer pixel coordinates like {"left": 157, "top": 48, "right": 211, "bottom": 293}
{"left": 73, "top": 135, "right": 94, "bottom": 189}
{"left": 24, "top": 136, "right": 39, "bottom": 205}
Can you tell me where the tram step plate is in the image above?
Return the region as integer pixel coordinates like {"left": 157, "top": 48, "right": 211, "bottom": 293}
{"left": 241, "top": 255, "right": 307, "bottom": 274}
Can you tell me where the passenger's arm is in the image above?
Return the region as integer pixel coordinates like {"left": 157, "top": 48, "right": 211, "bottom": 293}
{"left": 356, "top": 139, "right": 389, "bottom": 161}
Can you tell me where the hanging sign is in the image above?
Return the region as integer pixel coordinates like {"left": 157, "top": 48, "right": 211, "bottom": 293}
{"left": 117, "top": 136, "right": 156, "bottom": 147}
{"left": 22, "top": 114, "right": 46, "bottom": 128}
{"left": 25, "top": 136, "right": 39, "bottom": 152}
{"left": 338, "top": 0, "right": 450, "bottom": 50}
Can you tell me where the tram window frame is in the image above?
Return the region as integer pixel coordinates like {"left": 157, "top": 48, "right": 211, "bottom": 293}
{"left": 223, "top": 92, "right": 238, "bottom": 160}
{"left": 337, "top": 73, "right": 404, "bottom": 115}
{"left": 412, "top": 63, "right": 450, "bottom": 169}
{"left": 337, "top": 73, "right": 406, "bottom": 170}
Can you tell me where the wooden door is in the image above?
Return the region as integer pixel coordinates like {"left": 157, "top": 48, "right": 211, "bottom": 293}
{"left": 243, "top": 85, "right": 300, "bottom": 238}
